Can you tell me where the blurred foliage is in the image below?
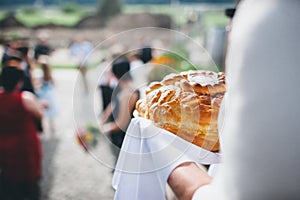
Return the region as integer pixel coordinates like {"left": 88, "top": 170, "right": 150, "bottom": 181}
{"left": 147, "top": 64, "right": 176, "bottom": 83}
{"left": 148, "top": 47, "right": 195, "bottom": 82}
{"left": 19, "top": 6, "right": 38, "bottom": 15}
{"left": 161, "top": 51, "right": 196, "bottom": 72}
{"left": 123, "top": 5, "right": 186, "bottom": 26}
{"left": 123, "top": 5, "right": 228, "bottom": 27}
{"left": 1, "top": 4, "right": 229, "bottom": 29}
{"left": 5, "top": 32, "right": 22, "bottom": 41}
{"left": 156, "top": 44, "right": 196, "bottom": 72}
{"left": 15, "top": 7, "right": 85, "bottom": 27}
{"left": 61, "top": 3, "right": 80, "bottom": 14}
{"left": 97, "top": 0, "right": 122, "bottom": 18}
{"left": 202, "top": 10, "right": 229, "bottom": 27}
{"left": 147, "top": 39, "right": 222, "bottom": 82}
{"left": 123, "top": 4, "right": 173, "bottom": 14}
{"left": 0, "top": 0, "right": 234, "bottom": 6}
{"left": 0, "top": 11, "right": 7, "bottom": 21}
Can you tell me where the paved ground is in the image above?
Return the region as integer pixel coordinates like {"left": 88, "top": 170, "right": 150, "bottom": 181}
{"left": 39, "top": 68, "right": 115, "bottom": 200}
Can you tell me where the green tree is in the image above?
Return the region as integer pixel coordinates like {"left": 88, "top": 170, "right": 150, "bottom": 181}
{"left": 97, "top": 0, "right": 122, "bottom": 19}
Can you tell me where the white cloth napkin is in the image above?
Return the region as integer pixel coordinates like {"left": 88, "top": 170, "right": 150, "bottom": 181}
{"left": 112, "top": 117, "right": 221, "bottom": 200}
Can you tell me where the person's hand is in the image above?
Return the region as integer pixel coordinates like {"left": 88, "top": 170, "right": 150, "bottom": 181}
{"left": 99, "top": 123, "right": 112, "bottom": 135}
{"left": 98, "top": 123, "right": 105, "bottom": 134}
{"left": 39, "top": 100, "right": 49, "bottom": 109}
{"left": 168, "top": 162, "right": 212, "bottom": 200}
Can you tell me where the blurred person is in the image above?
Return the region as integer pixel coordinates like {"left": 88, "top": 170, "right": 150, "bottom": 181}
{"left": 33, "top": 32, "right": 52, "bottom": 61}
{"left": 2, "top": 49, "right": 35, "bottom": 94}
{"left": 138, "top": 37, "right": 153, "bottom": 64}
{"left": 3, "top": 50, "right": 43, "bottom": 133}
{"left": 1, "top": 52, "right": 22, "bottom": 70}
{"left": 35, "top": 55, "right": 58, "bottom": 133}
{"left": 70, "top": 35, "right": 93, "bottom": 93}
{"left": 16, "top": 44, "right": 36, "bottom": 94}
{"left": 97, "top": 50, "right": 125, "bottom": 111}
{"left": 100, "top": 58, "right": 140, "bottom": 166}
{"left": 167, "top": 1, "right": 300, "bottom": 199}
{"left": 1, "top": 40, "right": 36, "bottom": 94}
{"left": 128, "top": 53, "right": 143, "bottom": 72}
{"left": 128, "top": 52, "right": 148, "bottom": 88}
{"left": 98, "top": 63, "right": 117, "bottom": 111}
{"left": 140, "top": 45, "right": 153, "bottom": 64}
{"left": 17, "top": 44, "right": 43, "bottom": 132}
{"left": 1, "top": 39, "right": 20, "bottom": 68}
{"left": 0, "top": 67, "right": 43, "bottom": 200}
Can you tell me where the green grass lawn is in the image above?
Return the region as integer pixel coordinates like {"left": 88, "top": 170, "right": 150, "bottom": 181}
{"left": 50, "top": 62, "right": 98, "bottom": 69}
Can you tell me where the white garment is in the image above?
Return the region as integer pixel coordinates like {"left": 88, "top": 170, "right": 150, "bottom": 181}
{"left": 130, "top": 60, "right": 144, "bottom": 72}
{"left": 97, "top": 61, "right": 118, "bottom": 88}
{"left": 130, "top": 60, "right": 149, "bottom": 89}
{"left": 193, "top": 0, "right": 300, "bottom": 199}
{"left": 112, "top": 118, "right": 221, "bottom": 200}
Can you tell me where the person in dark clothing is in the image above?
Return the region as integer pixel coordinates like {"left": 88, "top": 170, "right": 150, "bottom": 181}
{"left": 100, "top": 84, "right": 114, "bottom": 111}
{"left": 100, "top": 58, "right": 140, "bottom": 165}
{"left": 34, "top": 34, "right": 51, "bottom": 61}
{"left": 17, "top": 46, "right": 35, "bottom": 94}
{"left": 2, "top": 50, "right": 43, "bottom": 133}
{"left": 2, "top": 46, "right": 35, "bottom": 94}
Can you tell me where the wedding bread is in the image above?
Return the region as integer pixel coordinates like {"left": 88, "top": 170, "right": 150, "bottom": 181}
{"left": 136, "top": 70, "right": 225, "bottom": 152}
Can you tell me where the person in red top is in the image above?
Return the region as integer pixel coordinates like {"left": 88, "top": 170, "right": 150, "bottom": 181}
{"left": 0, "top": 67, "right": 43, "bottom": 200}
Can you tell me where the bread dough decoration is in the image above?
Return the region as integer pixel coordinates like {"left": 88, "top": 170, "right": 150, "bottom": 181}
{"left": 136, "top": 70, "right": 225, "bottom": 152}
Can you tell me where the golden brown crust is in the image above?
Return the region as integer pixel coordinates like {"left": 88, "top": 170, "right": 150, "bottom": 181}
{"left": 136, "top": 70, "right": 226, "bottom": 152}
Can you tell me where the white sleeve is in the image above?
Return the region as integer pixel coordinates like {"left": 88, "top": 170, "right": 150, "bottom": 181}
{"left": 193, "top": 0, "right": 300, "bottom": 199}
{"left": 192, "top": 184, "right": 219, "bottom": 200}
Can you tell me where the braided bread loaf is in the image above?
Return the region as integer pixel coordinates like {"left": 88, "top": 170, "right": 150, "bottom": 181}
{"left": 136, "top": 70, "right": 225, "bottom": 152}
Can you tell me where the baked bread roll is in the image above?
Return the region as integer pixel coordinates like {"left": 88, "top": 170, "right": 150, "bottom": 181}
{"left": 136, "top": 70, "right": 225, "bottom": 152}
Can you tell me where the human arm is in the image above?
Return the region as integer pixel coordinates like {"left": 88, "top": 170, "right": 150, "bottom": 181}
{"left": 100, "top": 102, "right": 113, "bottom": 124}
{"left": 101, "top": 90, "right": 138, "bottom": 134}
{"left": 167, "top": 162, "right": 212, "bottom": 200}
{"left": 22, "top": 91, "right": 43, "bottom": 120}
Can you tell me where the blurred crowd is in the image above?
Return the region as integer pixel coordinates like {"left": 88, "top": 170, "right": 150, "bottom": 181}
{"left": 0, "top": 31, "right": 58, "bottom": 199}
{"left": 0, "top": 27, "right": 156, "bottom": 199}
{"left": 97, "top": 45, "right": 154, "bottom": 167}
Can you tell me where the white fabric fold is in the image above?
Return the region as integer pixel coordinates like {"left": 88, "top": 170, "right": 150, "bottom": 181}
{"left": 112, "top": 117, "right": 221, "bottom": 200}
